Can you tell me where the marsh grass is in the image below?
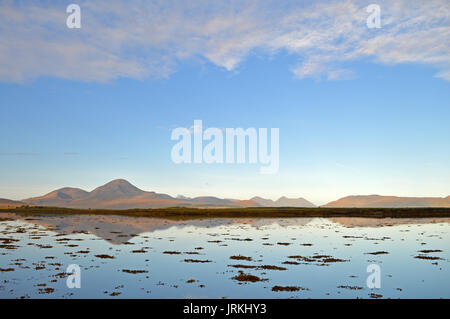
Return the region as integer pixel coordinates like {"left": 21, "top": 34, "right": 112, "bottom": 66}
{"left": 2, "top": 206, "right": 450, "bottom": 219}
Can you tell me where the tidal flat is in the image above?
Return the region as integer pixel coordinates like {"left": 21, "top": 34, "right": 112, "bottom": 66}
{"left": 0, "top": 212, "right": 449, "bottom": 298}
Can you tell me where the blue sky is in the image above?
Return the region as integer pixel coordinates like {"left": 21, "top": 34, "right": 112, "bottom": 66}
{"left": 0, "top": 0, "right": 449, "bottom": 204}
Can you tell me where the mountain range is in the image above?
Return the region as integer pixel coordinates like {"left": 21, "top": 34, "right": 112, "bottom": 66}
{"left": 12, "top": 179, "right": 315, "bottom": 209}
{"left": 323, "top": 195, "right": 450, "bottom": 208}
{"left": 1, "top": 179, "right": 449, "bottom": 209}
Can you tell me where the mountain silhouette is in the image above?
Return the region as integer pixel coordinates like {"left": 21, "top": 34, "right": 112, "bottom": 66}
{"left": 23, "top": 179, "right": 181, "bottom": 209}
{"left": 20, "top": 179, "right": 317, "bottom": 209}
{"left": 251, "top": 196, "right": 316, "bottom": 207}
{"left": 11, "top": 180, "right": 450, "bottom": 209}
{"left": 0, "top": 198, "right": 26, "bottom": 208}
{"left": 22, "top": 187, "right": 88, "bottom": 207}
{"left": 324, "top": 195, "right": 450, "bottom": 208}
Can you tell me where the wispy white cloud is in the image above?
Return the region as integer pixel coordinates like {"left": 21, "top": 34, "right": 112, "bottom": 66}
{"left": 0, "top": 0, "right": 449, "bottom": 82}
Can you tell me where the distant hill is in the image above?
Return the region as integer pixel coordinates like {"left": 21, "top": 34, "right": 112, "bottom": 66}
{"left": 324, "top": 195, "right": 450, "bottom": 208}
{"left": 24, "top": 179, "right": 189, "bottom": 209}
{"left": 230, "top": 199, "right": 260, "bottom": 207}
{"left": 0, "top": 198, "right": 26, "bottom": 208}
{"left": 17, "top": 179, "right": 318, "bottom": 209}
{"left": 251, "top": 196, "right": 316, "bottom": 208}
{"left": 275, "top": 196, "right": 316, "bottom": 207}
{"left": 251, "top": 196, "right": 276, "bottom": 207}
{"left": 189, "top": 196, "right": 234, "bottom": 206}
{"left": 9, "top": 180, "right": 448, "bottom": 210}
{"left": 23, "top": 187, "right": 89, "bottom": 207}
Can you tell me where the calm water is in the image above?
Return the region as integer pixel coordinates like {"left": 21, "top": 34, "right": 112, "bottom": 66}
{"left": 0, "top": 213, "right": 449, "bottom": 299}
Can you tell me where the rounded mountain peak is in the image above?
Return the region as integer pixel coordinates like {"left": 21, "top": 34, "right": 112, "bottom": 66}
{"left": 89, "top": 179, "right": 144, "bottom": 200}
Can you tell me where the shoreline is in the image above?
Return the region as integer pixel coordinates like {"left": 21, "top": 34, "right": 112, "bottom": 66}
{"left": 1, "top": 206, "right": 450, "bottom": 219}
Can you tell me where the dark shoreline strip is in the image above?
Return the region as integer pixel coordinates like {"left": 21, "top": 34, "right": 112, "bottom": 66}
{"left": 1, "top": 206, "right": 450, "bottom": 219}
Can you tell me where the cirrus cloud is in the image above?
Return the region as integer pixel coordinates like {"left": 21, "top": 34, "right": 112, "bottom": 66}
{"left": 0, "top": 0, "right": 449, "bottom": 83}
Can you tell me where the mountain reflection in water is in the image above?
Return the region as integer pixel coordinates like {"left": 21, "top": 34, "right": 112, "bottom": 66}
{"left": 0, "top": 213, "right": 449, "bottom": 299}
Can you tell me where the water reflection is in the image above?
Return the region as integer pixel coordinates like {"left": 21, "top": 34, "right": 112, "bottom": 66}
{"left": 0, "top": 213, "right": 449, "bottom": 298}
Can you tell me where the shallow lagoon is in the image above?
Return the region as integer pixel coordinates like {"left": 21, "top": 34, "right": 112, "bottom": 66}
{"left": 0, "top": 214, "right": 449, "bottom": 298}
